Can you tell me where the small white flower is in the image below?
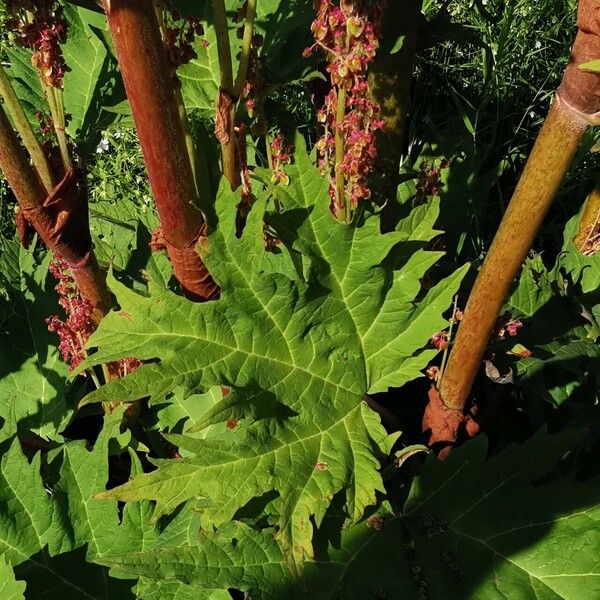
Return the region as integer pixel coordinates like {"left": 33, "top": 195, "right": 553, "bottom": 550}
{"left": 535, "top": 40, "right": 542, "bottom": 49}
{"left": 112, "top": 130, "right": 122, "bottom": 139}
{"left": 96, "top": 137, "right": 110, "bottom": 154}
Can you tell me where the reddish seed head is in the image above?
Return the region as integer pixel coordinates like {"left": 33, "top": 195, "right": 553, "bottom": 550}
{"left": 431, "top": 331, "right": 449, "bottom": 350}
{"left": 7, "top": 3, "right": 67, "bottom": 88}
{"left": 306, "top": 1, "right": 386, "bottom": 214}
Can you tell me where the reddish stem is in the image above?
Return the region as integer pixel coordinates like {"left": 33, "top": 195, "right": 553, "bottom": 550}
{"left": 103, "top": 0, "right": 218, "bottom": 301}
{"left": 0, "top": 105, "right": 112, "bottom": 324}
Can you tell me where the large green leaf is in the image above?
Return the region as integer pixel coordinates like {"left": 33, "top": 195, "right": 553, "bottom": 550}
{"left": 91, "top": 429, "right": 600, "bottom": 599}
{"left": 0, "top": 239, "right": 72, "bottom": 440}
{"left": 0, "top": 556, "right": 25, "bottom": 600}
{"left": 505, "top": 254, "right": 599, "bottom": 405}
{"left": 0, "top": 412, "right": 151, "bottom": 598}
{"left": 2, "top": 46, "right": 45, "bottom": 127}
{"left": 0, "top": 424, "right": 122, "bottom": 599}
{"left": 79, "top": 143, "right": 466, "bottom": 573}
{"left": 401, "top": 429, "right": 600, "bottom": 599}
{"left": 62, "top": 5, "right": 124, "bottom": 151}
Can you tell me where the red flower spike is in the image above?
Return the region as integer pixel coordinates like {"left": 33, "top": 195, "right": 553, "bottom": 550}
{"left": 306, "top": 1, "right": 387, "bottom": 215}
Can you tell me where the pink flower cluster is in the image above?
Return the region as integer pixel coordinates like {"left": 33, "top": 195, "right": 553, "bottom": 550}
{"left": 104, "top": 354, "right": 144, "bottom": 380}
{"left": 7, "top": 2, "right": 67, "bottom": 88}
{"left": 46, "top": 258, "right": 95, "bottom": 371}
{"left": 305, "top": 0, "right": 385, "bottom": 217}
{"left": 494, "top": 313, "right": 523, "bottom": 340}
{"left": 270, "top": 133, "right": 292, "bottom": 185}
{"left": 46, "top": 258, "right": 143, "bottom": 378}
{"left": 430, "top": 331, "right": 449, "bottom": 350}
{"left": 163, "top": 10, "right": 205, "bottom": 68}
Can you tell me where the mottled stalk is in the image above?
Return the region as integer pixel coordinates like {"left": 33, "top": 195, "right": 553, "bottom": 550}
{"left": 429, "top": 0, "right": 600, "bottom": 448}
{"left": 438, "top": 99, "right": 587, "bottom": 411}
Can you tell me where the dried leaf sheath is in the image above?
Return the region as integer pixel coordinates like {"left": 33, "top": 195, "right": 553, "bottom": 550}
{"left": 0, "top": 105, "right": 111, "bottom": 323}
{"left": 103, "top": 0, "right": 218, "bottom": 301}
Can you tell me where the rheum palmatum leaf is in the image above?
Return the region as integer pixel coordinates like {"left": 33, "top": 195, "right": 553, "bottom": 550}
{"left": 0, "top": 239, "right": 71, "bottom": 440}
{"left": 402, "top": 428, "right": 600, "bottom": 600}
{"left": 0, "top": 556, "right": 25, "bottom": 600}
{"left": 80, "top": 142, "right": 467, "bottom": 572}
{"left": 94, "top": 430, "right": 600, "bottom": 599}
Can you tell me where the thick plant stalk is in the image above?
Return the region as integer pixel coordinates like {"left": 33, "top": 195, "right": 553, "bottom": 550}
{"left": 426, "top": 0, "right": 600, "bottom": 450}
{"left": 0, "top": 105, "right": 112, "bottom": 324}
{"left": 368, "top": 0, "right": 422, "bottom": 208}
{"left": 103, "top": 0, "right": 218, "bottom": 301}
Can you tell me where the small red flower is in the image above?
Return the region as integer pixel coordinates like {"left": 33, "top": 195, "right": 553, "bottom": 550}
{"left": 226, "top": 417, "right": 239, "bottom": 431}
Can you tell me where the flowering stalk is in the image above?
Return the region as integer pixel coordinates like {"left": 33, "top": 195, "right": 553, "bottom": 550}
{"left": 426, "top": 0, "right": 600, "bottom": 453}
{"left": 9, "top": 3, "right": 72, "bottom": 171}
{"left": 233, "top": 0, "right": 257, "bottom": 98}
{"left": 44, "top": 81, "right": 71, "bottom": 171}
{"left": 0, "top": 65, "right": 55, "bottom": 192}
{"left": 103, "top": 0, "right": 218, "bottom": 301}
{"left": 305, "top": 0, "right": 385, "bottom": 223}
{"left": 212, "top": 0, "right": 238, "bottom": 189}
{"left": 47, "top": 258, "right": 142, "bottom": 387}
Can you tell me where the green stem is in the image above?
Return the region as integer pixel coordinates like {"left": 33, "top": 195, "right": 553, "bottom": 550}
{"left": 265, "top": 131, "right": 273, "bottom": 170}
{"left": 212, "top": 0, "right": 234, "bottom": 94}
{"left": 45, "top": 84, "right": 71, "bottom": 172}
{"left": 334, "top": 86, "right": 347, "bottom": 223}
{"left": 174, "top": 83, "right": 200, "bottom": 197}
{"left": 438, "top": 295, "right": 458, "bottom": 387}
{"left": 233, "top": 0, "right": 257, "bottom": 98}
{"left": 0, "top": 65, "right": 54, "bottom": 192}
{"left": 154, "top": 2, "right": 202, "bottom": 202}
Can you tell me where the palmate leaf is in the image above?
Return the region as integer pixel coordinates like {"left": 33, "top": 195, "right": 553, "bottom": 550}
{"left": 505, "top": 252, "right": 599, "bottom": 405}
{"left": 0, "top": 411, "right": 158, "bottom": 599}
{"left": 0, "top": 239, "right": 72, "bottom": 440}
{"left": 80, "top": 143, "right": 466, "bottom": 572}
{"left": 0, "top": 556, "right": 25, "bottom": 600}
{"left": 402, "top": 428, "right": 600, "bottom": 600}
{"left": 0, "top": 422, "right": 125, "bottom": 599}
{"left": 94, "top": 429, "right": 600, "bottom": 599}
